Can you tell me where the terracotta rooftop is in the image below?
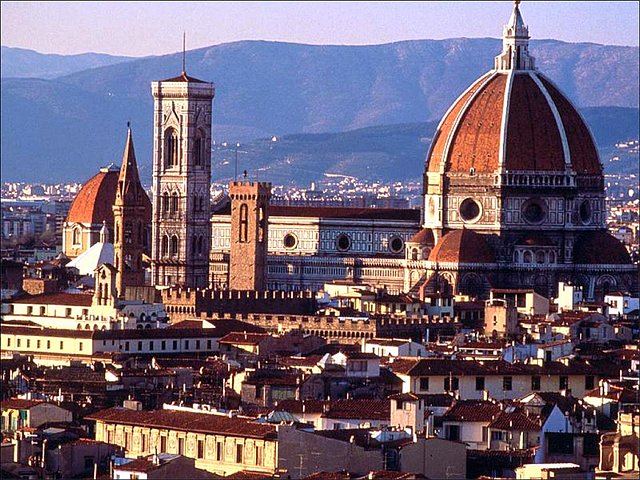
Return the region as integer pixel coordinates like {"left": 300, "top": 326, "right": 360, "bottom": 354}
{"left": 218, "top": 332, "right": 270, "bottom": 345}
{"left": 573, "top": 231, "right": 631, "bottom": 265}
{"left": 407, "top": 228, "right": 435, "bottom": 245}
{"left": 66, "top": 169, "right": 119, "bottom": 225}
{"left": 274, "top": 399, "right": 328, "bottom": 414}
{"left": 11, "top": 292, "right": 93, "bottom": 306}
{"left": 322, "top": 399, "right": 390, "bottom": 421}
{"left": 428, "top": 229, "right": 495, "bottom": 264}
{"left": 391, "top": 358, "right": 612, "bottom": 377}
{"left": 214, "top": 205, "right": 421, "bottom": 222}
{"left": 443, "top": 400, "right": 501, "bottom": 422}
{"left": 426, "top": 71, "right": 602, "bottom": 175}
{"left": 161, "top": 71, "right": 208, "bottom": 83}
{"left": 0, "top": 398, "right": 45, "bottom": 410}
{"left": 86, "top": 407, "right": 277, "bottom": 439}
{"left": 489, "top": 409, "right": 540, "bottom": 431}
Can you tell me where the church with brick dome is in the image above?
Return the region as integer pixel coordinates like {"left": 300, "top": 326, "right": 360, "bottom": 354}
{"left": 63, "top": 1, "right": 636, "bottom": 303}
{"left": 406, "top": 0, "right": 637, "bottom": 300}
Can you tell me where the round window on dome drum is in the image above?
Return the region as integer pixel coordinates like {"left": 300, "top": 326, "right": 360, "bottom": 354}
{"left": 389, "top": 236, "right": 404, "bottom": 253}
{"left": 283, "top": 233, "right": 297, "bottom": 249}
{"left": 459, "top": 198, "right": 482, "bottom": 222}
{"left": 522, "top": 199, "right": 547, "bottom": 224}
{"left": 579, "top": 200, "right": 592, "bottom": 224}
{"left": 336, "top": 234, "right": 351, "bottom": 252}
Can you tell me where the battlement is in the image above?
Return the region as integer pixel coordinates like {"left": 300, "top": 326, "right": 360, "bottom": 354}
{"left": 162, "top": 287, "right": 317, "bottom": 321}
{"left": 204, "top": 311, "right": 460, "bottom": 344}
{"left": 229, "top": 181, "right": 272, "bottom": 200}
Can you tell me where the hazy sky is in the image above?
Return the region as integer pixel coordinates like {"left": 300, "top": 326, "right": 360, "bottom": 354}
{"left": 2, "top": 1, "right": 638, "bottom": 57}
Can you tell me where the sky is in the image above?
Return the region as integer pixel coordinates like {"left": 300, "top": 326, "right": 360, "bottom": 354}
{"left": 1, "top": 1, "right": 638, "bottom": 57}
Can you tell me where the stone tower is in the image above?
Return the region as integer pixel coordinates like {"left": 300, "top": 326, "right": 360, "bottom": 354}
{"left": 150, "top": 71, "right": 215, "bottom": 288}
{"left": 113, "top": 127, "right": 149, "bottom": 297}
{"left": 228, "top": 181, "right": 272, "bottom": 291}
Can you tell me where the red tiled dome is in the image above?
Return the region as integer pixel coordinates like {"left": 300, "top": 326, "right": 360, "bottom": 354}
{"left": 426, "top": 70, "right": 602, "bottom": 176}
{"left": 408, "top": 228, "right": 435, "bottom": 245}
{"left": 66, "top": 168, "right": 119, "bottom": 224}
{"left": 573, "top": 231, "right": 631, "bottom": 265}
{"left": 428, "top": 229, "right": 495, "bottom": 264}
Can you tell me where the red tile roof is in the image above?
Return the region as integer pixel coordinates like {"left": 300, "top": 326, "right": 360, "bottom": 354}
{"left": 269, "top": 206, "right": 420, "bottom": 222}
{"left": 428, "top": 229, "right": 495, "bottom": 264}
{"left": 11, "top": 292, "right": 93, "bottom": 306}
{"left": 538, "top": 75, "right": 601, "bottom": 175}
{"left": 573, "top": 231, "right": 631, "bottom": 264}
{"left": 505, "top": 74, "right": 565, "bottom": 171}
{"left": 446, "top": 73, "right": 506, "bottom": 173}
{"left": 116, "top": 458, "right": 161, "bottom": 473}
{"left": 443, "top": 400, "right": 501, "bottom": 422}
{"left": 218, "top": 332, "right": 270, "bottom": 345}
{"left": 86, "top": 407, "right": 276, "bottom": 439}
{"left": 426, "top": 70, "right": 603, "bottom": 176}
{"left": 161, "top": 71, "right": 208, "bottom": 83}
{"left": 407, "top": 228, "right": 434, "bottom": 245}
{"left": 322, "top": 399, "right": 390, "bottom": 421}
{"left": 66, "top": 170, "right": 119, "bottom": 224}
{"left": 274, "top": 399, "right": 328, "bottom": 414}
{"left": 0, "top": 398, "right": 45, "bottom": 410}
{"left": 489, "top": 410, "right": 540, "bottom": 431}
{"left": 428, "top": 73, "right": 492, "bottom": 173}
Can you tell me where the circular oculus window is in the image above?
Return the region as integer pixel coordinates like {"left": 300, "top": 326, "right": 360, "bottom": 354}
{"left": 389, "top": 236, "right": 404, "bottom": 253}
{"left": 522, "top": 199, "right": 547, "bottom": 224}
{"left": 336, "top": 234, "right": 351, "bottom": 252}
{"left": 283, "top": 233, "right": 297, "bottom": 249}
{"left": 459, "top": 198, "right": 482, "bottom": 222}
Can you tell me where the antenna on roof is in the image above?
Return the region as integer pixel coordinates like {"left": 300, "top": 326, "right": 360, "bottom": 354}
{"left": 182, "top": 32, "right": 186, "bottom": 74}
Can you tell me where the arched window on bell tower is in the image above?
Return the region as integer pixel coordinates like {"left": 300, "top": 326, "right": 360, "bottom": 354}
{"left": 239, "top": 203, "right": 249, "bottom": 243}
{"left": 161, "top": 235, "right": 169, "bottom": 257}
{"left": 194, "top": 130, "right": 205, "bottom": 166}
{"left": 171, "top": 192, "right": 179, "bottom": 214}
{"left": 165, "top": 128, "right": 179, "bottom": 167}
{"left": 162, "top": 192, "right": 170, "bottom": 216}
{"left": 171, "top": 235, "right": 179, "bottom": 257}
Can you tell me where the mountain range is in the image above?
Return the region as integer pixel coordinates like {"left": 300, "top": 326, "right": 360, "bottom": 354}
{"left": 1, "top": 39, "right": 638, "bottom": 184}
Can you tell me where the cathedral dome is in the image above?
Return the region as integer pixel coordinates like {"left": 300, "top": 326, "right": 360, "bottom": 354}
{"left": 66, "top": 166, "right": 119, "bottom": 225}
{"left": 428, "top": 229, "right": 495, "bottom": 264}
{"left": 573, "top": 231, "right": 631, "bottom": 265}
{"left": 425, "top": 3, "right": 601, "bottom": 177}
{"left": 408, "top": 228, "right": 435, "bottom": 245}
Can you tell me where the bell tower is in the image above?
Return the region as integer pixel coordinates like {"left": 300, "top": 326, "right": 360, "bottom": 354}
{"left": 150, "top": 70, "right": 215, "bottom": 288}
{"left": 113, "top": 126, "right": 149, "bottom": 297}
{"left": 228, "top": 181, "right": 271, "bottom": 291}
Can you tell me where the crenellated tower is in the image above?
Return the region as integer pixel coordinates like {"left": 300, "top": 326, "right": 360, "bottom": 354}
{"left": 228, "top": 181, "right": 272, "bottom": 291}
{"left": 150, "top": 71, "right": 215, "bottom": 288}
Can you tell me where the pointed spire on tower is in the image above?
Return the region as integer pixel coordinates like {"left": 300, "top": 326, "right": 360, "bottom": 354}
{"left": 494, "top": 0, "right": 535, "bottom": 71}
{"left": 115, "top": 123, "right": 142, "bottom": 204}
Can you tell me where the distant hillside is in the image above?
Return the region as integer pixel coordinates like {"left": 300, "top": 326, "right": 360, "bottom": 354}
{"left": 1, "top": 46, "right": 133, "bottom": 79}
{"left": 1, "top": 39, "right": 638, "bottom": 183}
{"left": 211, "top": 107, "right": 640, "bottom": 186}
